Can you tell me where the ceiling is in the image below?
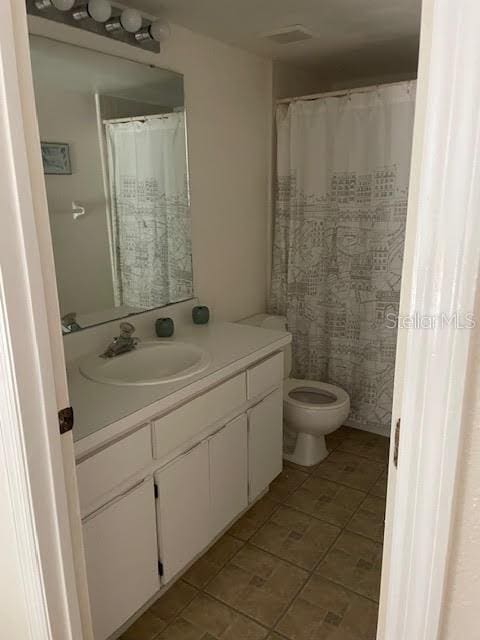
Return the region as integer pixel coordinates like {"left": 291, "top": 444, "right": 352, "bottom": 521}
{"left": 127, "top": 0, "right": 421, "bottom": 75}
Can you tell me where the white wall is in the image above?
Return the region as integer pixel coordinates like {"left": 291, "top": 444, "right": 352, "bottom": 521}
{"left": 28, "top": 15, "right": 273, "bottom": 324}
{"left": 273, "top": 62, "right": 417, "bottom": 101}
{"left": 273, "top": 62, "right": 326, "bottom": 100}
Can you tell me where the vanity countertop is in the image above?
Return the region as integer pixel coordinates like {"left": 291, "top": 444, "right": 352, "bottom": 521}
{"left": 69, "top": 321, "right": 290, "bottom": 458}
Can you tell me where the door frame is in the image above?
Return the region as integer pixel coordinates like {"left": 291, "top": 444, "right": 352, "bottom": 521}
{"left": 1, "top": 0, "right": 479, "bottom": 638}
{"left": 378, "top": 0, "right": 480, "bottom": 638}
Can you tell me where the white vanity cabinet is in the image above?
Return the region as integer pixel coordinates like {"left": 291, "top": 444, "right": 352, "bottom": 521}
{"left": 76, "top": 349, "right": 285, "bottom": 639}
{"left": 83, "top": 478, "right": 160, "bottom": 640}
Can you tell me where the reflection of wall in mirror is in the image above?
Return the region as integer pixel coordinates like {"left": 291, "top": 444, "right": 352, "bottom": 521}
{"left": 98, "top": 94, "right": 171, "bottom": 120}
{"left": 35, "top": 84, "right": 114, "bottom": 317}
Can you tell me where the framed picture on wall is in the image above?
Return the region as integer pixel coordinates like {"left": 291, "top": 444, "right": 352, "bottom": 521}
{"left": 41, "top": 142, "right": 72, "bottom": 175}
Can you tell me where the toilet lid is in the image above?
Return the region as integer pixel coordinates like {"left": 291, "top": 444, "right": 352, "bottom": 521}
{"left": 284, "top": 378, "right": 349, "bottom": 410}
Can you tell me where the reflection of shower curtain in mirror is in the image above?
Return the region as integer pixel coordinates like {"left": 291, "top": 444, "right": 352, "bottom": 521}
{"left": 106, "top": 113, "right": 192, "bottom": 309}
{"left": 270, "top": 83, "right": 416, "bottom": 436}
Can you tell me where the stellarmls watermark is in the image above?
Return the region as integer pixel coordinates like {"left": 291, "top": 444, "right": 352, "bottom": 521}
{"left": 385, "top": 312, "right": 476, "bottom": 330}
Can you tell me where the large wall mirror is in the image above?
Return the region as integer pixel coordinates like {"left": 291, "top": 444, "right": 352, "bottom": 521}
{"left": 29, "top": 35, "right": 193, "bottom": 332}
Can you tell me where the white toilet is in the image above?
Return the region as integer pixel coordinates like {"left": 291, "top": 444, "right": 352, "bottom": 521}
{"left": 240, "top": 314, "right": 350, "bottom": 466}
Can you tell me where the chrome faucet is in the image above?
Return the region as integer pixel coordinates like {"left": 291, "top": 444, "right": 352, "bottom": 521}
{"left": 101, "top": 322, "right": 139, "bottom": 358}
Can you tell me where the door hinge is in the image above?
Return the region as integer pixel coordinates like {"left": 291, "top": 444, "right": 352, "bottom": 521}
{"left": 154, "top": 483, "right": 159, "bottom": 499}
{"left": 58, "top": 406, "right": 74, "bottom": 435}
{"left": 393, "top": 418, "right": 400, "bottom": 468}
{"left": 158, "top": 561, "right": 164, "bottom": 577}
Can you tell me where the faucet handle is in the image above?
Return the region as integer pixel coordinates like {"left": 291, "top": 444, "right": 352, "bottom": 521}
{"left": 119, "top": 321, "right": 135, "bottom": 338}
{"left": 62, "top": 312, "right": 77, "bottom": 326}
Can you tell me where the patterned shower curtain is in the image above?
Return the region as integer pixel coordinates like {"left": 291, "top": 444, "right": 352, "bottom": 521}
{"left": 106, "top": 113, "right": 192, "bottom": 309}
{"left": 270, "top": 82, "right": 416, "bottom": 435}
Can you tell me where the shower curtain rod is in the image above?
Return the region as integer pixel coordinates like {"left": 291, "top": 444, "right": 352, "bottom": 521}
{"left": 276, "top": 78, "right": 416, "bottom": 104}
{"left": 102, "top": 111, "right": 182, "bottom": 125}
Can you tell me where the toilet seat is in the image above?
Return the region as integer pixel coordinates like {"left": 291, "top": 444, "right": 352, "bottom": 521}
{"left": 283, "top": 378, "right": 349, "bottom": 412}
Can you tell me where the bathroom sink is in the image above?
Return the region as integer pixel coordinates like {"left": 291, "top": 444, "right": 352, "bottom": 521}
{"left": 79, "top": 341, "right": 211, "bottom": 386}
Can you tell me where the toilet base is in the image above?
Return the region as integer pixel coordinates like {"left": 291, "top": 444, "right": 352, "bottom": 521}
{"left": 283, "top": 432, "right": 329, "bottom": 467}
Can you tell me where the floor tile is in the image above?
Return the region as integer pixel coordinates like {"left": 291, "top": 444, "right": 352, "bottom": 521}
{"left": 285, "top": 476, "right": 366, "bottom": 528}
{"left": 121, "top": 580, "right": 198, "bottom": 639}
{"left": 251, "top": 505, "right": 340, "bottom": 570}
{"left": 229, "top": 496, "right": 279, "bottom": 541}
{"left": 325, "top": 426, "right": 353, "bottom": 452}
{"left": 338, "top": 430, "right": 390, "bottom": 463}
{"left": 283, "top": 459, "right": 320, "bottom": 475}
{"left": 183, "top": 535, "right": 244, "bottom": 588}
{"left": 269, "top": 467, "right": 309, "bottom": 503}
{"left": 276, "top": 575, "right": 378, "bottom": 640}
{"left": 313, "top": 450, "right": 385, "bottom": 492}
{"left": 120, "top": 609, "right": 167, "bottom": 640}
{"left": 148, "top": 580, "right": 198, "bottom": 625}
{"left": 369, "top": 470, "right": 388, "bottom": 499}
{"left": 158, "top": 593, "right": 268, "bottom": 640}
{"left": 346, "top": 495, "right": 386, "bottom": 543}
{"left": 315, "top": 531, "right": 383, "bottom": 601}
{"left": 205, "top": 544, "right": 308, "bottom": 627}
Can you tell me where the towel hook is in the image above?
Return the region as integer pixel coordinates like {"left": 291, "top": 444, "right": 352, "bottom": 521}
{"left": 72, "top": 201, "right": 85, "bottom": 220}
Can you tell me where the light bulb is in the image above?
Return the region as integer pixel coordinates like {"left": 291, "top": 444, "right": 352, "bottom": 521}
{"left": 120, "top": 8, "right": 142, "bottom": 33}
{"left": 135, "top": 17, "right": 170, "bottom": 43}
{"left": 72, "top": 0, "right": 112, "bottom": 22}
{"left": 149, "top": 19, "right": 170, "bottom": 42}
{"left": 51, "top": 0, "right": 75, "bottom": 9}
{"left": 88, "top": 0, "right": 111, "bottom": 22}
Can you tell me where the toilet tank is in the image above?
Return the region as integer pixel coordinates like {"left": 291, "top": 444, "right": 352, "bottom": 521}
{"left": 238, "top": 314, "right": 292, "bottom": 378}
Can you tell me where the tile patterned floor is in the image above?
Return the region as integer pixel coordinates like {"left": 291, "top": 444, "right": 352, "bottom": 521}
{"left": 121, "top": 427, "right": 389, "bottom": 640}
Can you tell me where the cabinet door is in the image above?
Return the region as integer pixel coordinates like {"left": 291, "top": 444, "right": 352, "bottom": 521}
{"left": 83, "top": 478, "right": 160, "bottom": 640}
{"left": 248, "top": 388, "right": 283, "bottom": 502}
{"left": 209, "top": 414, "right": 248, "bottom": 538}
{"left": 155, "top": 441, "right": 210, "bottom": 583}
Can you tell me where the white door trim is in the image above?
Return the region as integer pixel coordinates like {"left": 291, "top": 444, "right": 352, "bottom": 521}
{"left": 379, "top": 1, "right": 480, "bottom": 638}
{"left": 0, "top": 1, "right": 87, "bottom": 638}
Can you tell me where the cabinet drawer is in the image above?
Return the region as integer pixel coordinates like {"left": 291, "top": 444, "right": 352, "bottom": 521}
{"left": 247, "top": 352, "right": 283, "bottom": 400}
{"left": 153, "top": 373, "right": 246, "bottom": 460}
{"left": 77, "top": 425, "right": 152, "bottom": 514}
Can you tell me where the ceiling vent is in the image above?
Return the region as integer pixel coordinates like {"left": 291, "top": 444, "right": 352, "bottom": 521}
{"left": 263, "top": 25, "right": 313, "bottom": 45}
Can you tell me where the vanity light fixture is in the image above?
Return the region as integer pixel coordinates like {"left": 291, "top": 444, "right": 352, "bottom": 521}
{"left": 27, "top": 0, "right": 163, "bottom": 53}
{"left": 35, "top": 0, "right": 75, "bottom": 10}
{"left": 72, "top": 0, "right": 112, "bottom": 23}
{"left": 135, "top": 17, "right": 171, "bottom": 43}
{"left": 105, "top": 7, "right": 143, "bottom": 34}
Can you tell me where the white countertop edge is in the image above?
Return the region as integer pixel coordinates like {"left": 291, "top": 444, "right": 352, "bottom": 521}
{"left": 74, "top": 333, "right": 290, "bottom": 460}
